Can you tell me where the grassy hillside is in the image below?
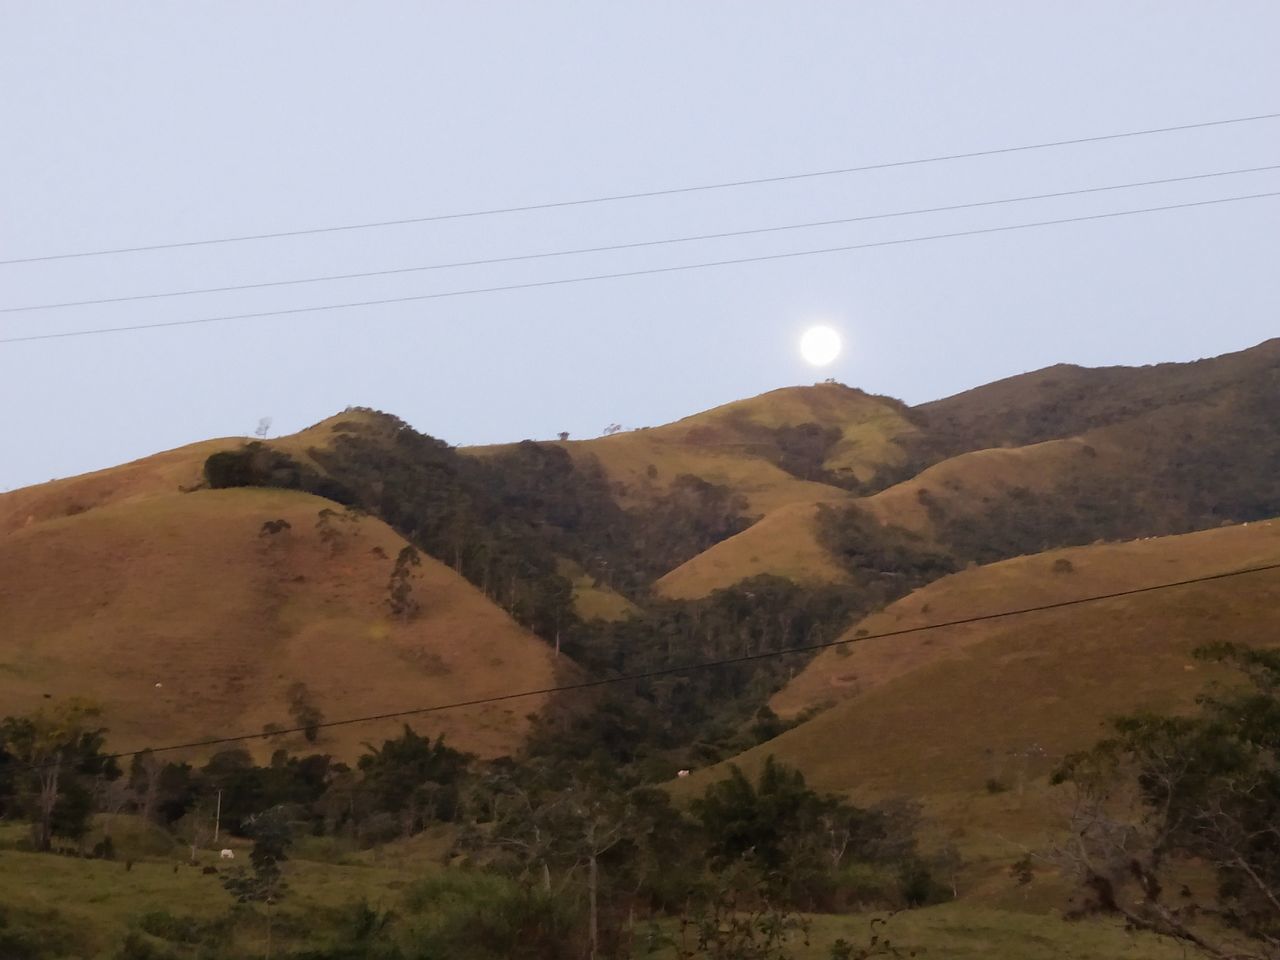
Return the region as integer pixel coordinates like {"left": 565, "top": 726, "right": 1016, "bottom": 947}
{"left": 633, "top": 382, "right": 920, "bottom": 483}
{"left": 0, "top": 438, "right": 235, "bottom": 537}
{"left": 675, "top": 520, "right": 1280, "bottom": 859}
{"left": 543, "top": 382, "right": 919, "bottom": 515}
{"left": 0, "top": 486, "right": 563, "bottom": 761}
{"left": 0, "top": 410, "right": 382, "bottom": 539}
{"left": 558, "top": 558, "right": 640, "bottom": 620}
{"left": 773, "top": 518, "right": 1280, "bottom": 719}
{"left": 917, "top": 336, "right": 1280, "bottom": 458}
{"left": 654, "top": 498, "right": 852, "bottom": 599}
{"left": 0, "top": 820, "right": 1185, "bottom": 960}
{"left": 649, "top": 341, "right": 1280, "bottom": 599}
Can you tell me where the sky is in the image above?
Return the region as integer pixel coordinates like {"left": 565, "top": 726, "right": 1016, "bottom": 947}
{"left": 2, "top": 2, "right": 1278, "bottom": 491}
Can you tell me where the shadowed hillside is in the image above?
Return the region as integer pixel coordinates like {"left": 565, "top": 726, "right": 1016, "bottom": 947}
{"left": 916, "top": 337, "right": 1280, "bottom": 458}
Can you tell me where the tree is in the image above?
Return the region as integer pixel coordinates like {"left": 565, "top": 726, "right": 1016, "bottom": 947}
{"left": 222, "top": 805, "right": 293, "bottom": 958}
{"left": 356, "top": 726, "right": 469, "bottom": 836}
{"left": 0, "top": 699, "right": 118, "bottom": 851}
{"left": 694, "top": 757, "right": 828, "bottom": 874}
{"left": 285, "top": 682, "right": 323, "bottom": 743}
{"left": 1053, "top": 644, "right": 1280, "bottom": 959}
{"left": 693, "top": 757, "right": 924, "bottom": 910}
{"left": 386, "top": 546, "right": 422, "bottom": 619}
{"left": 474, "top": 776, "right": 653, "bottom": 960}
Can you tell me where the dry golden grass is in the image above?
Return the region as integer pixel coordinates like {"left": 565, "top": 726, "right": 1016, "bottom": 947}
{"left": 0, "top": 486, "right": 563, "bottom": 761}
{"left": 0, "top": 438, "right": 238, "bottom": 537}
{"left": 858, "top": 436, "right": 1094, "bottom": 537}
{"left": 557, "top": 558, "right": 639, "bottom": 621}
{"left": 639, "top": 382, "right": 919, "bottom": 480}
{"left": 772, "top": 518, "right": 1280, "bottom": 719}
{"left": 654, "top": 498, "right": 852, "bottom": 599}
{"left": 0, "top": 410, "right": 376, "bottom": 539}
{"left": 670, "top": 520, "right": 1280, "bottom": 857}
{"left": 482, "top": 383, "right": 919, "bottom": 516}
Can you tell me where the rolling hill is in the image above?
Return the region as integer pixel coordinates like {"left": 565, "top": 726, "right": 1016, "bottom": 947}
{"left": 0, "top": 484, "right": 564, "bottom": 761}
{"left": 6, "top": 338, "right": 1279, "bottom": 769}
{"left": 654, "top": 498, "right": 851, "bottom": 599}
{"left": 916, "top": 336, "right": 1280, "bottom": 459}
{"left": 672, "top": 519, "right": 1280, "bottom": 860}
{"left": 652, "top": 338, "right": 1280, "bottom": 597}
{"left": 505, "top": 382, "right": 916, "bottom": 516}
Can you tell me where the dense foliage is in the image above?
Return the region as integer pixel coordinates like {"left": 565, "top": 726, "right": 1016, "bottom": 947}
{"left": 813, "top": 505, "right": 956, "bottom": 590}
{"left": 539, "top": 576, "right": 864, "bottom": 777}
{"left": 0, "top": 699, "right": 120, "bottom": 851}
{"left": 1, "top": 700, "right": 932, "bottom": 959}
{"left": 1054, "top": 644, "right": 1280, "bottom": 959}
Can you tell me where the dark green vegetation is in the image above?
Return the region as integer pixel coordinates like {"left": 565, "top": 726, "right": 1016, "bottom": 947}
{"left": 813, "top": 505, "right": 955, "bottom": 588}
{"left": 1053, "top": 645, "right": 1280, "bottom": 960}
{"left": 0, "top": 700, "right": 935, "bottom": 959}
{"left": 549, "top": 577, "right": 862, "bottom": 775}
{"left": 0, "top": 700, "right": 119, "bottom": 852}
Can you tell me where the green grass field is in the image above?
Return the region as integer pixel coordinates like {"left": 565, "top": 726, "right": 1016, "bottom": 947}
{"left": 0, "top": 816, "right": 1188, "bottom": 960}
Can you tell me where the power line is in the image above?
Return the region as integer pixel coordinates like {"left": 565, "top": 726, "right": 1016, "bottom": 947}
{"left": 34, "top": 558, "right": 1280, "bottom": 771}
{"left": 6, "top": 163, "right": 1278, "bottom": 315}
{"left": 3, "top": 190, "right": 1276, "bottom": 346}
{"left": 4, "top": 111, "right": 1278, "bottom": 266}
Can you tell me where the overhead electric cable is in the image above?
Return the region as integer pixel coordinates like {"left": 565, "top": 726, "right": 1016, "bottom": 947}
{"left": 3, "top": 190, "right": 1276, "bottom": 346}
{"left": 3, "top": 111, "right": 1278, "bottom": 266}
{"left": 5, "top": 163, "right": 1277, "bottom": 315}
{"left": 24, "top": 558, "right": 1280, "bottom": 770}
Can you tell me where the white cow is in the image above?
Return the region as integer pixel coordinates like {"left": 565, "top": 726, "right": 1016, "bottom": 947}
{"left": 220, "top": 849, "right": 235, "bottom": 860}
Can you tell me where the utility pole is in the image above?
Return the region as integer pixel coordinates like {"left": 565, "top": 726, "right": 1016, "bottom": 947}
{"left": 213, "top": 789, "right": 222, "bottom": 844}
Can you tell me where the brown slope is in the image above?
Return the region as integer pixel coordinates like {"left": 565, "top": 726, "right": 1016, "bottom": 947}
{"left": 0, "top": 486, "right": 563, "bottom": 761}
{"left": 763, "top": 519, "right": 1280, "bottom": 784}
{"left": 654, "top": 498, "right": 852, "bottom": 599}
{"left": 0, "top": 438, "right": 235, "bottom": 537}
{"left": 917, "top": 336, "right": 1280, "bottom": 457}
{"left": 848, "top": 340, "right": 1280, "bottom": 567}
{"left": 645, "top": 341, "right": 1280, "bottom": 601}
{"left": 521, "top": 382, "right": 920, "bottom": 516}
{"left": 0, "top": 410, "right": 377, "bottom": 538}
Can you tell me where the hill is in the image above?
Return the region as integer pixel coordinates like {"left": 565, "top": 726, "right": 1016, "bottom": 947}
{"left": 674, "top": 520, "right": 1280, "bottom": 860}
{"left": 655, "top": 338, "right": 1280, "bottom": 597}
{"left": 0, "top": 485, "right": 564, "bottom": 761}
{"left": 654, "top": 498, "right": 851, "bottom": 599}
{"left": 519, "top": 382, "right": 917, "bottom": 517}
{"left": 916, "top": 336, "right": 1280, "bottom": 459}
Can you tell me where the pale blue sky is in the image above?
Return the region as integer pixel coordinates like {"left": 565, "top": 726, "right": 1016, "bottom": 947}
{"left": 2, "top": 2, "right": 1277, "bottom": 490}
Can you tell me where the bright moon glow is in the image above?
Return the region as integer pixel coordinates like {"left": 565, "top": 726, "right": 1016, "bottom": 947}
{"left": 799, "top": 326, "right": 842, "bottom": 366}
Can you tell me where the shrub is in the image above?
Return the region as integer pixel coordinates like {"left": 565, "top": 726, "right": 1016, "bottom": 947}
{"left": 898, "top": 859, "right": 947, "bottom": 907}
{"left": 111, "top": 932, "right": 179, "bottom": 960}
{"left": 135, "top": 911, "right": 224, "bottom": 945}
{"left": 404, "top": 872, "right": 581, "bottom": 960}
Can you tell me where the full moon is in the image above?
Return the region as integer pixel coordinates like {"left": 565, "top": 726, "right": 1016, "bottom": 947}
{"left": 799, "top": 325, "right": 842, "bottom": 366}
